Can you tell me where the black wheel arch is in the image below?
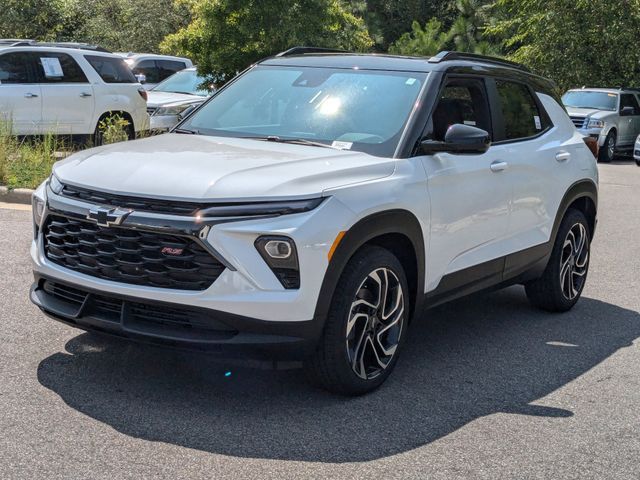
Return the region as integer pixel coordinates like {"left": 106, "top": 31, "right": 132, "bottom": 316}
{"left": 313, "top": 209, "right": 426, "bottom": 325}
{"left": 552, "top": 179, "right": 598, "bottom": 242}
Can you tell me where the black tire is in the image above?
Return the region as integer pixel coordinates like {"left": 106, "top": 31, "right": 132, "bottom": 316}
{"left": 635, "top": 159, "right": 640, "bottom": 167}
{"left": 304, "top": 246, "right": 409, "bottom": 396}
{"left": 525, "top": 209, "right": 590, "bottom": 312}
{"left": 598, "top": 130, "right": 616, "bottom": 163}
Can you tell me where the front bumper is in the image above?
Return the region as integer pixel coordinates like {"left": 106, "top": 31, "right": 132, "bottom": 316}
{"left": 31, "top": 274, "right": 321, "bottom": 358}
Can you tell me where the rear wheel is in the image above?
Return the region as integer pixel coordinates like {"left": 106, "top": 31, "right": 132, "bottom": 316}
{"left": 598, "top": 130, "right": 616, "bottom": 163}
{"left": 305, "top": 246, "right": 408, "bottom": 395}
{"left": 525, "top": 209, "right": 590, "bottom": 312}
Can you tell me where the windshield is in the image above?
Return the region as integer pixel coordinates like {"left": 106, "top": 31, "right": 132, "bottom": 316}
{"left": 180, "top": 65, "right": 427, "bottom": 157}
{"left": 562, "top": 91, "right": 618, "bottom": 111}
{"left": 152, "top": 69, "right": 211, "bottom": 96}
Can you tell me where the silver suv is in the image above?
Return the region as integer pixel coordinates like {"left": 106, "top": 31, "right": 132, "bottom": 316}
{"left": 562, "top": 87, "right": 640, "bottom": 162}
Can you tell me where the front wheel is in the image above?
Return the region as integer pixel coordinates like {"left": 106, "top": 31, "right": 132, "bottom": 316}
{"left": 525, "top": 209, "right": 590, "bottom": 312}
{"left": 305, "top": 246, "right": 409, "bottom": 395}
{"left": 598, "top": 130, "right": 616, "bottom": 163}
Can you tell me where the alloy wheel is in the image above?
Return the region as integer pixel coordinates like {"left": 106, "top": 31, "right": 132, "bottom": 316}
{"left": 346, "top": 268, "right": 405, "bottom": 380}
{"left": 559, "top": 223, "right": 589, "bottom": 300}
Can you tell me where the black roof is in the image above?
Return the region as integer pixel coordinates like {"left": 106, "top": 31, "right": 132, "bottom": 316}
{"left": 260, "top": 49, "right": 556, "bottom": 94}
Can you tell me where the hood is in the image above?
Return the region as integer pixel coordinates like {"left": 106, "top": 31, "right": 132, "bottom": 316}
{"left": 53, "top": 134, "right": 395, "bottom": 201}
{"left": 147, "top": 91, "right": 205, "bottom": 108}
{"left": 565, "top": 106, "right": 615, "bottom": 120}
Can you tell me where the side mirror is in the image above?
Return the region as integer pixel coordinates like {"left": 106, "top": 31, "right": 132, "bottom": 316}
{"left": 177, "top": 104, "right": 198, "bottom": 121}
{"left": 421, "top": 124, "right": 491, "bottom": 155}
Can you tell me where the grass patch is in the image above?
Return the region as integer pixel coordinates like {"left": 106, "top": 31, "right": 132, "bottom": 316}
{"left": 0, "top": 128, "right": 66, "bottom": 189}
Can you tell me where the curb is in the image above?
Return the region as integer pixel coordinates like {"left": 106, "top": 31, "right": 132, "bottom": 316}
{"left": 0, "top": 186, "right": 34, "bottom": 205}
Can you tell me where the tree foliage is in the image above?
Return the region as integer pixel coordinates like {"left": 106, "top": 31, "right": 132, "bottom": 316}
{"left": 389, "top": 0, "right": 496, "bottom": 56}
{"left": 0, "top": 0, "right": 70, "bottom": 40}
{"left": 489, "top": 0, "right": 640, "bottom": 90}
{"left": 162, "top": 0, "right": 373, "bottom": 81}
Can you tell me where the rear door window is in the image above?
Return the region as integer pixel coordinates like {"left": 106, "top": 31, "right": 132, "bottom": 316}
{"left": 0, "top": 52, "right": 36, "bottom": 84}
{"left": 495, "top": 80, "right": 549, "bottom": 141}
{"left": 35, "top": 52, "right": 88, "bottom": 83}
{"left": 85, "top": 55, "right": 137, "bottom": 83}
{"left": 157, "top": 60, "right": 187, "bottom": 82}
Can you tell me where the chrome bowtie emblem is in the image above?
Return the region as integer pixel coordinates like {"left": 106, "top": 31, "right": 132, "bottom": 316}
{"left": 87, "top": 207, "right": 131, "bottom": 227}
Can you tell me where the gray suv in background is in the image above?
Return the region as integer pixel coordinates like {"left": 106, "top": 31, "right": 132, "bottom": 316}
{"left": 562, "top": 87, "right": 640, "bottom": 162}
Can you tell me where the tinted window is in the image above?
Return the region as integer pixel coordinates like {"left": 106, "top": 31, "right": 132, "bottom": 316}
{"left": 620, "top": 94, "right": 640, "bottom": 114}
{"left": 85, "top": 55, "right": 137, "bottom": 83}
{"left": 35, "top": 52, "right": 88, "bottom": 83}
{"left": 431, "top": 78, "right": 492, "bottom": 141}
{"left": 496, "top": 80, "right": 547, "bottom": 140}
{"left": 132, "top": 60, "right": 160, "bottom": 83}
{"left": 157, "top": 60, "right": 187, "bottom": 82}
{"left": 0, "top": 52, "right": 33, "bottom": 83}
{"left": 182, "top": 65, "right": 426, "bottom": 158}
{"left": 152, "top": 69, "right": 211, "bottom": 96}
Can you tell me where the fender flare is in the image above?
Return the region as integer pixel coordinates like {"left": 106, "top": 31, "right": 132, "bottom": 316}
{"left": 551, "top": 179, "right": 598, "bottom": 242}
{"left": 312, "top": 209, "right": 426, "bottom": 324}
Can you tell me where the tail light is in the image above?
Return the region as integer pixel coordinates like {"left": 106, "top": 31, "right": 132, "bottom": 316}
{"left": 582, "top": 136, "right": 598, "bottom": 158}
{"left": 137, "top": 88, "right": 148, "bottom": 102}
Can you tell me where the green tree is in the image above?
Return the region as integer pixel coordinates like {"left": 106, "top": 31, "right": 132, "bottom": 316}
{"left": 489, "top": 0, "right": 640, "bottom": 90}
{"left": 67, "top": 0, "right": 191, "bottom": 53}
{"left": 0, "top": 0, "right": 70, "bottom": 40}
{"left": 388, "top": 0, "right": 497, "bottom": 57}
{"left": 162, "top": 0, "right": 373, "bottom": 81}
{"left": 388, "top": 19, "right": 450, "bottom": 56}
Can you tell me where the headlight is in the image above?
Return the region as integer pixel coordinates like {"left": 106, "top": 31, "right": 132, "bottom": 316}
{"left": 49, "top": 174, "right": 63, "bottom": 194}
{"left": 587, "top": 119, "right": 605, "bottom": 129}
{"left": 155, "top": 104, "right": 193, "bottom": 116}
{"left": 255, "top": 236, "right": 300, "bottom": 289}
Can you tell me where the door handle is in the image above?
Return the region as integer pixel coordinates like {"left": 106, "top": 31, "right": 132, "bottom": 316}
{"left": 555, "top": 151, "right": 571, "bottom": 162}
{"left": 24, "top": 92, "right": 38, "bottom": 98}
{"left": 79, "top": 92, "right": 92, "bottom": 97}
{"left": 490, "top": 161, "right": 508, "bottom": 172}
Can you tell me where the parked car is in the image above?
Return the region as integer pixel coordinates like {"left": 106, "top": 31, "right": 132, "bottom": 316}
{"left": 30, "top": 49, "right": 598, "bottom": 395}
{"left": 0, "top": 41, "right": 148, "bottom": 140}
{"left": 147, "top": 67, "right": 214, "bottom": 131}
{"left": 562, "top": 87, "right": 640, "bottom": 162}
{"left": 118, "top": 53, "right": 194, "bottom": 90}
{"left": 634, "top": 134, "right": 640, "bottom": 166}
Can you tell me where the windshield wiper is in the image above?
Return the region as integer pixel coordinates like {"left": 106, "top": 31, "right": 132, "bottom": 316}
{"left": 242, "top": 135, "right": 337, "bottom": 149}
{"left": 173, "top": 127, "right": 199, "bottom": 134}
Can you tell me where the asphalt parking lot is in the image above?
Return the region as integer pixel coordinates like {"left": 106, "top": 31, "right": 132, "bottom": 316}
{"left": 1, "top": 162, "right": 639, "bottom": 479}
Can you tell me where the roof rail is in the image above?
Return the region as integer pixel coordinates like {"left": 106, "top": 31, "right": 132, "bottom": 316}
{"left": 428, "top": 51, "right": 530, "bottom": 73}
{"left": 0, "top": 39, "right": 35, "bottom": 46}
{"left": 275, "top": 46, "right": 347, "bottom": 57}
{"left": 7, "top": 41, "right": 111, "bottom": 53}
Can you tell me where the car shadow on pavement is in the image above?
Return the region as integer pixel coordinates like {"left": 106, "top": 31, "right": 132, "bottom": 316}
{"left": 37, "top": 286, "right": 640, "bottom": 463}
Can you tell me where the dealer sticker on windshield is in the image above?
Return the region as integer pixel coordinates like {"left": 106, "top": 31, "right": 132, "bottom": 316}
{"left": 534, "top": 115, "right": 542, "bottom": 130}
{"left": 332, "top": 141, "right": 353, "bottom": 150}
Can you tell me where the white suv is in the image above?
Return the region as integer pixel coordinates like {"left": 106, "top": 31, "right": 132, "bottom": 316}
{"left": 0, "top": 42, "right": 148, "bottom": 139}
{"left": 30, "top": 50, "right": 598, "bottom": 395}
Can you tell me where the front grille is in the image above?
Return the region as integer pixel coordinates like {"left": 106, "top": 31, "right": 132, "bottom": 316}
{"left": 43, "top": 215, "right": 225, "bottom": 291}
{"left": 570, "top": 116, "right": 587, "bottom": 128}
{"left": 42, "top": 280, "right": 236, "bottom": 335}
{"left": 60, "top": 184, "right": 202, "bottom": 216}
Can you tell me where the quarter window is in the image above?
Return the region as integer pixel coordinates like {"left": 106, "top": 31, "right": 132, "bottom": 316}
{"left": 495, "top": 80, "right": 548, "bottom": 141}
{"left": 35, "top": 53, "right": 88, "bottom": 83}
